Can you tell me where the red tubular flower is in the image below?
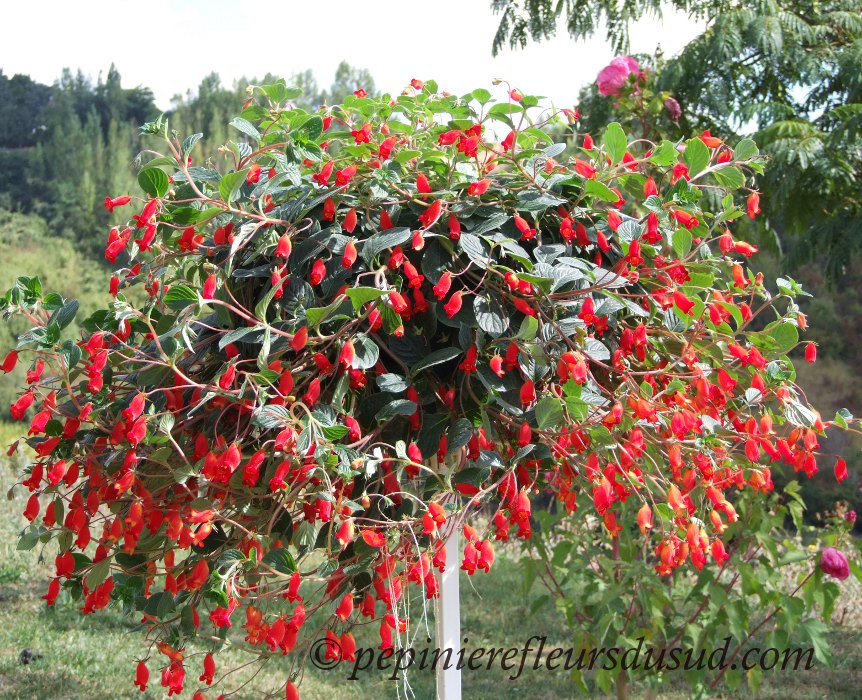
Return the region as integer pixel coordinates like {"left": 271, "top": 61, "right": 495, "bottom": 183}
{"left": 468, "top": 179, "right": 490, "bottom": 196}
{"left": 513, "top": 298, "right": 537, "bottom": 317}
{"left": 312, "top": 160, "right": 334, "bottom": 186}
{"left": 805, "top": 342, "right": 817, "bottom": 363}
{"left": 438, "top": 129, "right": 461, "bottom": 146}
{"left": 322, "top": 197, "right": 335, "bottom": 222}
{"left": 416, "top": 172, "right": 432, "bottom": 195}
{"left": 246, "top": 163, "right": 262, "bottom": 185}
{"left": 104, "top": 195, "right": 132, "bottom": 213}
{"left": 637, "top": 503, "right": 654, "bottom": 534}
{"left": 342, "top": 240, "right": 358, "bottom": 268}
{"left": 276, "top": 233, "right": 292, "bottom": 258}
{"left": 202, "top": 274, "right": 217, "bottom": 300}
{"left": 747, "top": 192, "right": 761, "bottom": 219}
{"left": 336, "top": 592, "right": 354, "bottom": 621}
{"left": 520, "top": 380, "right": 536, "bottom": 406}
{"left": 343, "top": 208, "right": 358, "bottom": 233}
{"left": 671, "top": 209, "right": 698, "bottom": 230}
{"left": 24, "top": 494, "right": 40, "bottom": 521}
{"left": 351, "top": 123, "right": 372, "bottom": 144}
{"left": 199, "top": 652, "right": 215, "bottom": 685}
{"left": 1, "top": 350, "right": 19, "bottom": 373}
{"left": 448, "top": 215, "right": 461, "bottom": 241}
{"left": 574, "top": 159, "right": 597, "bottom": 179}
{"left": 218, "top": 364, "right": 236, "bottom": 390}
{"left": 339, "top": 339, "right": 356, "bottom": 368}
{"left": 458, "top": 345, "right": 477, "bottom": 373}
{"left": 419, "top": 199, "right": 442, "bottom": 228}
{"left": 501, "top": 131, "right": 515, "bottom": 152}
{"left": 514, "top": 214, "right": 536, "bottom": 241}
{"left": 443, "top": 290, "right": 463, "bottom": 318}
{"left": 310, "top": 259, "right": 326, "bottom": 286}
{"left": 11, "top": 390, "right": 35, "bottom": 420}
{"left": 433, "top": 272, "right": 452, "bottom": 300}
{"left": 335, "top": 165, "right": 357, "bottom": 186}
{"left": 711, "top": 538, "right": 729, "bottom": 564}
{"left": 42, "top": 578, "right": 60, "bottom": 605}
{"left": 643, "top": 177, "right": 658, "bottom": 198}
{"left": 834, "top": 457, "right": 848, "bottom": 483}
{"left": 378, "top": 136, "right": 397, "bottom": 160}
{"left": 360, "top": 529, "right": 386, "bottom": 547}
{"left": 673, "top": 290, "right": 695, "bottom": 315}
{"left": 177, "top": 227, "right": 203, "bottom": 252}
{"left": 290, "top": 326, "right": 308, "bottom": 351}
{"left": 134, "top": 660, "right": 149, "bottom": 692}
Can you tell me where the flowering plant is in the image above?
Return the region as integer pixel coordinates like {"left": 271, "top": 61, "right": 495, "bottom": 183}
{"left": 2, "top": 78, "right": 853, "bottom": 697}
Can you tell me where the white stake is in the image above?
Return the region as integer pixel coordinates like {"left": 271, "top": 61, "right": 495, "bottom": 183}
{"left": 435, "top": 521, "right": 462, "bottom": 700}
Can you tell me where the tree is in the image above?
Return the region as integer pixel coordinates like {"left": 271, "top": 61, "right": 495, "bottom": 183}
{"left": 0, "top": 71, "right": 51, "bottom": 148}
{"left": 3, "top": 80, "right": 855, "bottom": 699}
{"left": 491, "top": 0, "right": 862, "bottom": 277}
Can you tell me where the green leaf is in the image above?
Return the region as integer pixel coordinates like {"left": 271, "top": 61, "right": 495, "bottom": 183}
{"left": 345, "top": 286, "right": 388, "bottom": 311}
{"left": 164, "top": 285, "right": 199, "bottom": 311}
{"left": 229, "top": 117, "right": 261, "bottom": 143}
{"left": 376, "top": 399, "right": 418, "bottom": 422}
{"left": 297, "top": 115, "right": 324, "bottom": 140}
{"left": 321, "top": 424, "right": 350, "bottom": 440}
{"left": 361, "top": 227, "right": 412, "bottom": 263}
{"left": 138, "top": 167, "right": 169, "bottom": 198}
{"left": 769, "top": 322, "right": 799, "bottom": 355}
{"left": 473, "top": 294, "right": 508, "bottom": 336}
{"left": 50, "top": 300, "right": 79, "bottom": 330}
{"left": 182, "top": 133, "right": 203, "bottom": 155}
{"left": 411, "top": 347, "right": 461, "bottom": 375}
{"left": 712, "top": 165, "right": 745, "bottom": 189}
{"left": 833, "top": 408, "right": 853, "bottom": 429}
{"left": 219, "top": 170, "right": 247, "bottom": 203}
{"left": 85, "top": 558, "right": 111, "bottom": 588}
{"left": 672, "top": 228, "right": 692, "bottom": 258}
{"left": 261, "top": 548, "right": 297, "bottom": 574}
{"left": 305, "top": 297, "right": 344, "bottom": 328}
{"left": 376, "top": 374, "right": 409, "bottom": 393}
{"left": 535, "top": 396, "right": 564, "bottom": 429}
{"left": 471, "top": 88, "right": 491, "bottom": 104}
{"left": 649, "top": 140, "right": 677, "bottom": 166}
{"left": 352, "top": 335, "right": 379, "bottom": 370}
{"left": 683, "top": 137, "right": 710, "bottom": 175}
{"left": 585, "top": 179, "right": 620, "bottom": 202}
{"left": 603, "top": 122, "right": 627, "bottom": 164}
{"left": 734, "top": 138, "right": 759, "bottom": 161}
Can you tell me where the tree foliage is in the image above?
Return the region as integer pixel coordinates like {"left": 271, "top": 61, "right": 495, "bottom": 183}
{"left": 492, "top": 0, "right": 862, "bottom": 277}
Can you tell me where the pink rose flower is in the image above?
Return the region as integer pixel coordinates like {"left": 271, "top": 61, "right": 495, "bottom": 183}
{"left": 819, "top": 547, "right": 850, "bottom": 580}
{"left": 596, "top": 56, "right": 640, "bottom": 96}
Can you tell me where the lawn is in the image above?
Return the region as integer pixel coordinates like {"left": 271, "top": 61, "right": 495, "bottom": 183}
{"left": 1, "top": 420, "right": 861, "bottom": 699}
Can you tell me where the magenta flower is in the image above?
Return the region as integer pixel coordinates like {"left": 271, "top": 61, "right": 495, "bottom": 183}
{"left": 819, "top": 547, "right": 850, "bottom": 580}
{"left": 596, "top": 56, "right": 640, "bottom": 96}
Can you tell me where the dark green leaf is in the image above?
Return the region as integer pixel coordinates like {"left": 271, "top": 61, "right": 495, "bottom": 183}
{"left": 138, "top": 167, "right": 169, "bottom": 198}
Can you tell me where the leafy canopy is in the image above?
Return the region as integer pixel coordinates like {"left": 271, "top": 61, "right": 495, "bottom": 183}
{"left": 2, "top": 78, "right": 853, "bottom": 698}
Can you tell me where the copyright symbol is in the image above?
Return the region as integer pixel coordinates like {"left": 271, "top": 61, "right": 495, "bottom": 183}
{"left": 310, "top": 636, "right": 342, "bottom": 670}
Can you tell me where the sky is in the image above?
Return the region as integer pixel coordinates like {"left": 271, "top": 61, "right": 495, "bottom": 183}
{"left": 1, "top": 1, "right": 704, "bottom": 110}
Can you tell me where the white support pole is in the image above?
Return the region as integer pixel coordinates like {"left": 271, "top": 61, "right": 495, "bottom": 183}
{"left": 435, "top": 523, "right": 462, "bottom": 700}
